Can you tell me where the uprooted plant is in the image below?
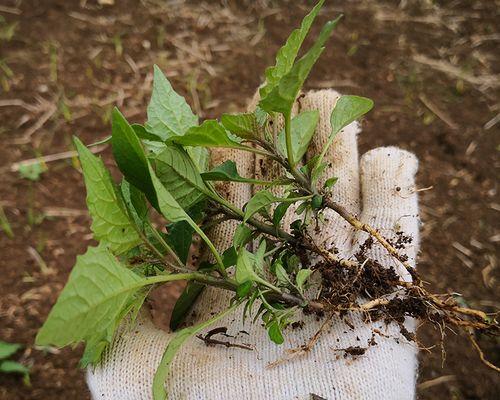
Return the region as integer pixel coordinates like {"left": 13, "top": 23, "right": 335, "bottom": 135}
{"left": 36, "top": 1, "right": 498, "bottom": 399}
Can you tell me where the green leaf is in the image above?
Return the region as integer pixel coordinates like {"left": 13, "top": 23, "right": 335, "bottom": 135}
{"left": 154, "top": 145, "right": 206, "bottom": 209}
{"left": 112, "top": 110, "right": 212, "bottom": 267}
{"left": 253, "top": 240, "right": 266, "bottom": 277}
{"left": 233, "top": 223, "right": 253, "bottom": 250}
{"left": 80, "top": 337, "right": 109, "bottom": 368}
{"left": 277, "top": 110, "right": 319, "bottom": 160}
{"left": 186, "top": 147, "right": 209, "bottom": 173}
{"left": 296, "top": 268, "right": 313, "bottom": 292}
{"left": 244, "top": 191, "right": 310, "bottom": 222}
{"left": 259, "top": 0, "right": 325, "bottom": 99}
{"left": 0, "top": 204, "right": 14, "bottom": 239}
{"left": 201, "top": 160, "right": 272, "bottom": 185}
{"left": 132, "top": 123, "right": 163, "bottom": 142}
{"left": 324, "top": 176, "right": 338, "bottom": 189}
{"left": 295, "top": 201, "right": 309, "bottom": 215}
{"left": 169, "top": 281, "right": 205, "bottom": 331}
{"left": 273, "top": 201, "right": 291, "bottom": 226}
{"left": 243, "top": 190, "right": 280, "bottom": 222}
{"left": 311, "top": 160, "right": 328, "bottom": 183}
{"left": 254, "top": 106, "right": 268, "bottom": 126}
{"left": 146, "top": 65, "right": 198, "bottom": 140}
{"left": 259, "top": 16, "right": 342, "bottom": 116}
{"left": 0, "top": 360, "right": 29, "bottom": 376}
{"left": 0, "top": 341, "right": 21, "bottom": 360}
{"left": 267, "top": 320, "right": 284, "bottom": 345}
{"left": 220, "top": 113, "right": 258, "bottom": 139}
{"left": 311, "top": 194, "right": 323, "bottom": 209}
{"left": 149, "top": 162, "right": 225, "bottom": 272}
{"left": 143, "top": 66, "right": 209, "bottom": 172}
{"left": 168, "top": 120, "right": 245, "bottom": 150}
{"left": 165, "top": 221, "right": 193, "bottom": 265}
{"left": 235, "top": 248, "right": 257, "bottom": 285}
{"left": 153, "top": 303, "right": 240, "bottom": 400}
{"left": 35, "top": 245, "right": 146, "bottom": 349}
{"left": 120, "top": 180, "right": 148, "bottom": 229}
{"left": 236, "top": 281, "right": 253, "bottom": 298}
{"left": 19, "top": 161, "right": 46, "bottom": 181}
{"left": 222, "top": 246, "right": 238, "bottom": 268}
{"left": 275, "top": 261, "right": 292, "bottom": 288}
{"left": 112, "top": 108, "right": 158, "bottom": 209}
{"left": 75, "top": 137, "right": 141, "bottom": 255}
{"left": 149, "top": 165, "right": 194, "bottom": 224}
{"left": 311, "top": 95, "right": 373, "bottom": 181}
{"left": 330, "top": 95, "right": 373, "bottom": 136}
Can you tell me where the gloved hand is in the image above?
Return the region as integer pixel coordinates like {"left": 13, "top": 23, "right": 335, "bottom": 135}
{"left": 87, "top": 89, "right": 420, "bottom": 400}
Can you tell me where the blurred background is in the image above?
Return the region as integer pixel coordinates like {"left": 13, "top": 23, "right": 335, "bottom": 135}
{"left": 0, "top": 0, "right": 498, "bottom": 399}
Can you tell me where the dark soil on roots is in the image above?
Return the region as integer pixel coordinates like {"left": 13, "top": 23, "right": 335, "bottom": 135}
{"left": 0, "top": 0, "right": 498, "bottom": 399}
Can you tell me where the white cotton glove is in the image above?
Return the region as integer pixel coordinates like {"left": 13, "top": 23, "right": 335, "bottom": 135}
{"left": 87, "top": 89, "right": 420, "bottom": 400}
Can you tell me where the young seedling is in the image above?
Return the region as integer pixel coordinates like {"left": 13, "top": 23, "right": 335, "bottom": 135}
{"left": 36, "top": 1, "right": 499, "bottom": 398}
{"left": 0, "top": 341, "right": 30, "bottom": 385}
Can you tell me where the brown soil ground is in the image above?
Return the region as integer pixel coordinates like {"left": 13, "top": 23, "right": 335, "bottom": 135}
{"left": 0, "top": 0, "right": 498, "bottom": 399}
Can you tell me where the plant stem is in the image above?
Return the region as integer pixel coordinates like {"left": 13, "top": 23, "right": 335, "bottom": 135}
{"left": 147, "top": 221, "right": 184, "bottom": 268}
{"left": 284, "top": 112, "right": 295, "bottom": 167}
{"left": 313, "top": 130, "right": 338, "bottom": 177}
{"left": 195, "top": 226, "right": 228, "bottom": 278}
{"left": 145, "top": 272, "right": 236, "bottom": 291}
{"left": 323, "top": 197, "right": 419, "bottom": 282}
{"left": 239, "top": 144, "right": 277, "bottom": 159}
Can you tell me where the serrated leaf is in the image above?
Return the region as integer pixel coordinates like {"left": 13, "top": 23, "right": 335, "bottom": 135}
{"left": 144, "top": 66, "right": 209, "bottom": 172}
{"left": 169, "top": 281, "right": 204, "bottom": 331}
{"left": 233, "top": 223, "right": 253, "bottom": 250}
{"left": 259, "top": 0, "right": 325, "bottom": 99}
{"left": 75, "top": 137, "right": 141, "bottom": 255}
{"left": 259, "top": 16, "right": 341, "bottom": 116}
{"left": 220, "top": 113, "right": 258, "bottom": 139}
{"left": 154, "top": 145, "right": 206, "bottom": 209}
{"left": 153, "top": 303, "right": 239, "bottom": 400}
{"left": 168, "top": 120, "right": 245, "bottom": 149}
{"left": 201, "top": 160, "right": 272, "bottom": 185}
{"left": 112, "top": 108, "right": 158, "bottom": 209}
{"left": 148, "top": 162, "right": 221, "bottom": 270}
{"left": 111, "top": 110, "right": 200, "bottom": 232}
{"left": 35, "top": 245, "right": 146, "bottom": 348}
{"left": 277, "top": 110, "right": 319, "bottom": 160}
{"left": 149, "top": 164, "right": 194, "bottom": 224}
{"left": 330, "top": 95, "right": 373, "bottom": 136}
{"left": 146, "top": 65, "right": 198, "bottom": 140}
{"left": 0, "top": 341, "right": 21, "bottom": 360}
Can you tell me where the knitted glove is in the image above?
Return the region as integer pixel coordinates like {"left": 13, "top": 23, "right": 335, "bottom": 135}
{"left": 87, "top": 89, "right": 420, "bottom": 400}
